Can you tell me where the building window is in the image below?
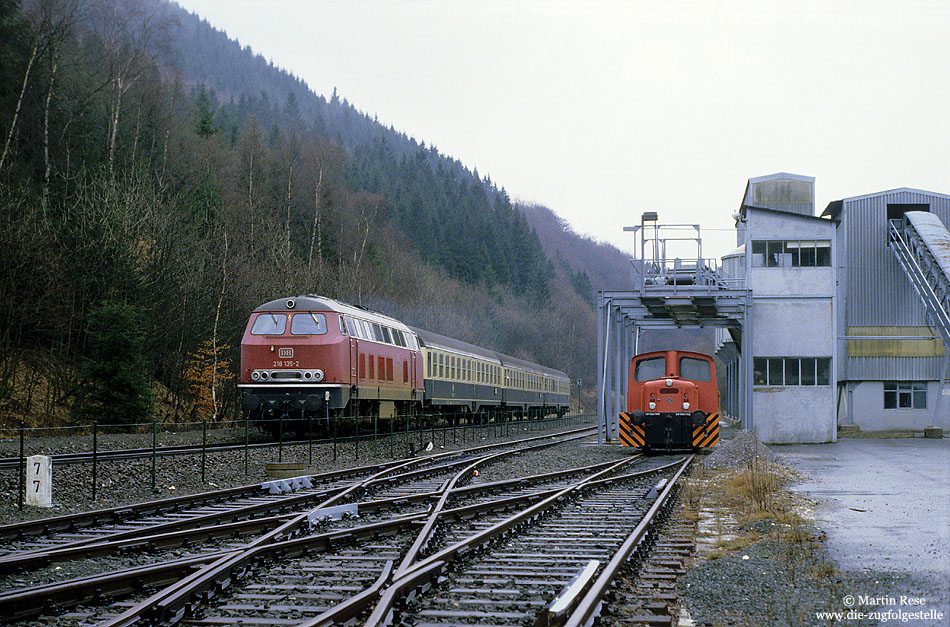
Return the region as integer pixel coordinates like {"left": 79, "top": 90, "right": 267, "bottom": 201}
{"left": 751, "top": 240, "right": 831, "bottom": 268}
{"left": 884, "top": 382, "right": 926, "bottom": 409}
{"left": 754, "top": 357, "right": 831, "bottom": 386}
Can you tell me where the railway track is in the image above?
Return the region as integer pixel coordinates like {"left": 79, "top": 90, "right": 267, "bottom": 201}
{"left": 363, "top": 456, "right": 691, "bottom": 627}
{"left": 0, "top": 431, "right": 693, "bottom": 627}
{"left": 0, "top": 429, "right": 597, "bottom": 619}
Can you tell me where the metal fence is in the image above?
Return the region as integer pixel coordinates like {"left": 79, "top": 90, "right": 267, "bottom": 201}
{"left": 2, "top": 411, "right": 596, "bottom": 508}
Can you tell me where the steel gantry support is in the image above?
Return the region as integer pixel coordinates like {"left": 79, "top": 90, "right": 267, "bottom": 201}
{"left": 887, "top": 211, "right": 950, "bottom": 428}
{"left": 596, "top": 288, "right": 753, "bottom": 443}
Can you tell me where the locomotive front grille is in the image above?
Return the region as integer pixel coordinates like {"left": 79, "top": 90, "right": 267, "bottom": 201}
{"left": 250, "top": 369, "right": 325, "bottom": 382}
{"left": 271, "top": 371, "right": 302, "bottom": 380}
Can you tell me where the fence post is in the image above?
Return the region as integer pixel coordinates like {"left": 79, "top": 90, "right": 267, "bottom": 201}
{"left": 92, "top": 421, "right": 98, "bottom": 502}
{"left": 278, "top": 417, "right": 284, "bottom": 463}
{"left": 151, "top": 421, "right": 157, "bottom": 490}
{"left": 390, "top": 414, "right": 394, "bottom": 458}
{"left": 244, "top": 417, "right": 249, "bottom": 476}
{"left": 308, "top": 414, "right": 313, "bottom": 466}
{"left": 201, "top": 420, "right": 207, "bottom": 482}
{"left": 332, "top": 414, "right": 337, "bottom": 462}
{"left": 18, "top": 421, "right": 25, "bottom": 510}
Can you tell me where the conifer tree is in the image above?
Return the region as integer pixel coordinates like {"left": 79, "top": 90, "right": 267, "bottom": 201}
{"left": 72, "top": 301, "right": 153, "bottom": 426}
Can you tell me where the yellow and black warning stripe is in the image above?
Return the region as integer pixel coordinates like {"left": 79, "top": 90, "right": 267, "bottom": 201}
{"left": 619, "top": 412, "right": 645, "bottom": 448}
{"left": 692, "top": 412, "right": 720, "bottom": 448}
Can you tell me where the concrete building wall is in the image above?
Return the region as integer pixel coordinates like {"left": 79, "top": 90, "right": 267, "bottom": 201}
{"left": 753, "top": 386, "right": 837, "bottom": 443}
{"left": 751, "top": 299, "right": 833, "bottom": 355}
{"left": 749, "top": 267, "right": 834, "bottom": 299}
{"left": 743, "top": 205, "right": 837, "bottom": 444}
{"left": 751, "top": 298, "right": 836, "bottom": 443}
{"left": 850, "top": 380, "right": 950, "bottom": 431}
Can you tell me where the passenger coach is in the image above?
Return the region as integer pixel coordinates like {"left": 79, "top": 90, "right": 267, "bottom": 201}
{"left": 238, "top": 295, "right": 570, "bottom": 432}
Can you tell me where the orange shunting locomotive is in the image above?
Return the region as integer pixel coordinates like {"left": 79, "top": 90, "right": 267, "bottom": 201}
{"left": 620, "top": 350, "right": 720, "bottom": 451}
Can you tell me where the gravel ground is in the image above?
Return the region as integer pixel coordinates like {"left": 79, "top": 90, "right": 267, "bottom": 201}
{"left": 704, "top": 428, "right": 778, "bottom": 469}
{"left": 680, "top": 430, "right": 947, "bottom": 627}
{"left": 681, "top": 530, "right": 943, "bottom": 626}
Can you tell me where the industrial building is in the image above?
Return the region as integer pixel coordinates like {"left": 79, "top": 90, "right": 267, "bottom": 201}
{"left": 721, "top": 174, "right": 837, "bottom": 443}
{"left": 597, "top": 173, "right": 950, "bottom": 444}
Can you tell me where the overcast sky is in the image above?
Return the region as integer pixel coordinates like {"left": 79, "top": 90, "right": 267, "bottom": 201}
{"left": 173, "top": 0, "right": 949, "bottom": 259}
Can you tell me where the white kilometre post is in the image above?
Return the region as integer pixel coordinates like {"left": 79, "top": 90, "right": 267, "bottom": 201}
{"left": 26, "top": 455, "right": 52, "bottom": 507}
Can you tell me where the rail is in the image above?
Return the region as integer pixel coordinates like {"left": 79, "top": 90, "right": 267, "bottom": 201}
{"left": 563, "top": 455, "right": 693, "bottom": 626}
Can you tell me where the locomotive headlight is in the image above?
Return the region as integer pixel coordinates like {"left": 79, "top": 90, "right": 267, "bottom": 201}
{"left": 648, "top": 402, "right": 656, "bottom": 410}
{"left": 251, "top": 371, "right": 261, "bottom": 381}
{"left": 313, "top": 369, "right": 324, "bottom": 382}
{"left": 665, "top": 379, "right": 673, "bottom": 387}
{"left": 260, "top": 371, "right": 269, "bottom": 380}
{"left": 683, "top": 402, "right": 690, "bottom": 410}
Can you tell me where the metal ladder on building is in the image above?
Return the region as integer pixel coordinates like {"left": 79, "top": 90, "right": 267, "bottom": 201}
{"left": 887, "top": 212, "right": 950, "bottom": 348}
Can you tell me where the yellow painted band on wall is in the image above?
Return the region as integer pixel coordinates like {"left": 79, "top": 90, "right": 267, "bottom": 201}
{"left": 846, "top": 326, "right": 945, "bottom": 357}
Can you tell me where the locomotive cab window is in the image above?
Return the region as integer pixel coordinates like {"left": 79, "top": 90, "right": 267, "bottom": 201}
{"left": 392, "top": 329, "right": 406, "bottom": 347}
{"left": 634, "top": 357, "right": 665, "bottom": 382}
{"left": 679, "top": 357, "right": 711, "bottom": 382}
{"left": 251, "top": 313, "right": 286, "bottom": 335}
{"left": 290, "top": 313, "right": 327, "bottom": 335}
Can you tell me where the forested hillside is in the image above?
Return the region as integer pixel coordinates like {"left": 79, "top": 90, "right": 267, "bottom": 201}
{"left": 0, "top": 0, "right": 627, "bottom": 427}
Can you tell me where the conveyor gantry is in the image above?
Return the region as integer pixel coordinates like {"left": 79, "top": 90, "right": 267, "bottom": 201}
{"left": 597, "top": 215, "right": 753, "bottom": 444}
{"left": 887, "top": 211, "right": 950, "bottom": 348}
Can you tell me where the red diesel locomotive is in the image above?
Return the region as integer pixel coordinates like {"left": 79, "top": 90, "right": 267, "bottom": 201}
{"left": 238, "top": 295, "right": 570, "bottom": 434}
{"left": 619, "top": 350, "right": 720, "bottom": 451}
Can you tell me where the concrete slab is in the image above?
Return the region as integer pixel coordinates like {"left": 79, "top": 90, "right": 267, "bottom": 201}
{"left": 777, "top": 438, "right": 950, "bottom": 624}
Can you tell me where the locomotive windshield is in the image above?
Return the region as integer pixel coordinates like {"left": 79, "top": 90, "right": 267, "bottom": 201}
{"left": 634, "top": 357, "right": 665, "bottom": 381}
{"left": 291, "top": 312, "right": 327, "bottom": 335}
{"left": 251, "top": 313, "right": 286, "bottom": 335}
{"left": 679, "top": 356, "right": 711, "bottom": 382}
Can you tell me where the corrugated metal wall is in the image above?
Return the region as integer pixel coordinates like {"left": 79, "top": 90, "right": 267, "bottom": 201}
{"left": 847, "top": 356, "right": 943, "bottom": 380}
{"left": 844, "top": 189, "right": 950, "bottom": 380}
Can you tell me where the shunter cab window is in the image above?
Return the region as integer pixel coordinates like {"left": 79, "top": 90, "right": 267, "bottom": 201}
{"left": 634, "top": 357, "right": 666, "bottom": 382}
{"left": 679, "top": 357, "right": 711, "bottom": 382}
{"left": 291, "top": 313, "right": 327, "bottom": 335}
{"left": 251, "top": 313, "right": 286, "bottom": 335}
